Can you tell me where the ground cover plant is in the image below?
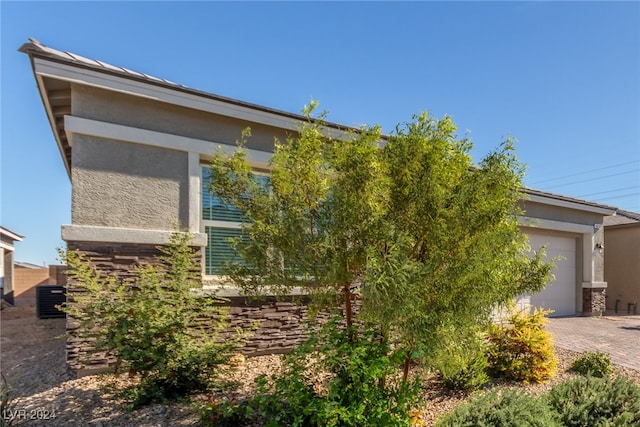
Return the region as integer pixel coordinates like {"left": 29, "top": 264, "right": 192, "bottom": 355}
{"left": 62, "top": 233, "right": 240, "bottom": 408}
{"left": 437, "top": 370, "right": 640, "bottom": 426}
{"left": 570, "top": 350, "right": 612, "bottom": 378}
{"left": 547, "top": 375, "right": 640, "bottom": 426}
{"left": 204, "top": 104, "right": 554, "bottom": 425}
{"left": 436, "top": 389, "right": 561, "bottom": 427}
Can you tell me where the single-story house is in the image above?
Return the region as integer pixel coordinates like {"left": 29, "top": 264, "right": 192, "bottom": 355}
{"left": 1, "top": 226, "right": 24, "bottom": 305}
{"left": 604, "top": 210, "right": 640, "bottom": 314}
{"left": 20, "top": 39, "right": 616, "bottom": 371}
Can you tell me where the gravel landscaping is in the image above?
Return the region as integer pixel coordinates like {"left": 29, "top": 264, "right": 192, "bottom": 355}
{"left": 2, "top": 305, "right": 639, "bottom": 426}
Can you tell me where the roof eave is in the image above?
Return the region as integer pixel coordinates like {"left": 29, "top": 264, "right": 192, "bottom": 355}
{"left": 0, "top": 226, "right": 24, "bottom": 241}
{"left": 19, "top": 41, "right": 383, "bottom": 141}
{"left": 522, "top": 188, "right": 617, "bottom": 216}
{"left": 20, "top": 44, "right": 72, "bottom": 177}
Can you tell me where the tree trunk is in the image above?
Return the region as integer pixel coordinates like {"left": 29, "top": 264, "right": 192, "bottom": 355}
{"left": 402, "top": 349, "right": 412, "bottom": 382}
{"left": 378, "top": 329, "right": 388, "bottom": 389}
{"left": 343, "top": 285, "right": 353, "bottom": 329}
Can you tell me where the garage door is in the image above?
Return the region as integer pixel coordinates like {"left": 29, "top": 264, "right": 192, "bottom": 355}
{"left": 526, "top": 232, "right": 576, "bottom": 316}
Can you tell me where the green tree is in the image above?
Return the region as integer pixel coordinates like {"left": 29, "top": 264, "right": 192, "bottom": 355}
{"left": 208, "top": 105, "right": 552, "bottom": 382}
{"left": 209, "top": 104, "right": 387, "bottom": 330}
{"left": 364, "top": 113, "right": 553, "bottom": 378}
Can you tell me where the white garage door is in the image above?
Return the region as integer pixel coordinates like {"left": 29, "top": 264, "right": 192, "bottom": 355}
{"left": 526, "top": 232, "right": 576, "bottom": 316}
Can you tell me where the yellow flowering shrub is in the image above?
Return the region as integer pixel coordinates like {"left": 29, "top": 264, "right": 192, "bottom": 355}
{"left": 486, "top": 307, "right": 558, "bottom": 383}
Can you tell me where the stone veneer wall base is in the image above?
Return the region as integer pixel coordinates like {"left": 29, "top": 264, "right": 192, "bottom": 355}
{"left": 65, "top": 242, "right": 346, "bottom": 374}
{"left": 66, "top": 242, "right": 167, "bottom": 372}
{"left": 582, "top": 287, "right": 606, "bottom": 317}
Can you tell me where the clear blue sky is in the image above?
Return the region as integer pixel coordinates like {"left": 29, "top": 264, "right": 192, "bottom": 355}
{"left": 1, "top": 1, "right": 639, "bottom": 266}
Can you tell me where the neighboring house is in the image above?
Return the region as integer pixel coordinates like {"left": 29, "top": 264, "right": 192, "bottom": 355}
{"left": 1, "top": 226, "right": 24, "bottom": 305}
{"left": 20, "top": 39, "right": 616, "bottom": 371}
{"left": 604, "top": 210, "right": 640, "bottom": 314}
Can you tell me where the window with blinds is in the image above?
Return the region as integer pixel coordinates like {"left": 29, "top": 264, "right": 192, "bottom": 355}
{"left": 201, "top": 166, "right": 268, "bottom": 275}
{"left": 201, "top": 168, "right": 244, "bottom": 222}
{"left": 204, "top": 226, "right": 249, "bottom": 275}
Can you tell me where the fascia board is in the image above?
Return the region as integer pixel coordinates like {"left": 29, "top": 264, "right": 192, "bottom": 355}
{"left": 0, "top": 228, "right": 24, "bottom": 242}
{"left": 526, "top": 194, "right": 616, "bottom": 216}
{"left": 33, "top": 58, "right": 354, "bottom": 141}
{"left": 33, "top": 72, "right": 71, "bottom": 177}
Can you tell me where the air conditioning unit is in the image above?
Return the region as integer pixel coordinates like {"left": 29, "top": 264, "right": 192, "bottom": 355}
{"left": 36, "top": 285, "right": 66, "bottom": 319}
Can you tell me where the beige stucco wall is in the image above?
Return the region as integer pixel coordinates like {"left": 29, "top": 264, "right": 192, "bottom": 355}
{"left": 71, "top": 134, "right": 189, "bottom": 230}
{"left": 604, "top": 224, "right": 640, "bottom": 312}
{"left": 71, "top": 84, "right": 292, "bottom": 153}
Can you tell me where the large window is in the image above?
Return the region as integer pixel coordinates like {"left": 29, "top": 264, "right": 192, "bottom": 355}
{"left": 201, "top": 166, "right": 267, "bottom": 276}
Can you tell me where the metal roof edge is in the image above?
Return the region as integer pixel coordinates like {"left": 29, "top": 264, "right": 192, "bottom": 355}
{"left": 18, "top": 39, "right": 377, "bottom": 137}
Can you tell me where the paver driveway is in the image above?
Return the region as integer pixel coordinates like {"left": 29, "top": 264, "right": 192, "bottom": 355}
{"left": 546, "top": 315, "right": 640, "bottom": 371}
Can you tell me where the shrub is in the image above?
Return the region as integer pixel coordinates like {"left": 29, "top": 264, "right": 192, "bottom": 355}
{"left": 437, "top": 350, "right": 489, "bottom": 392}
{"left": 546, "top": 375, "right": 640, "bottom": 426}
{"left": 261, "top": 318, "right": 421, "bottom": 427}
{"left": 198, "top": 396, "right": 254, "bottom": 427}
{"left": 570, "top": 351, "right": 612, "bottom": 378}
{"left": 62, "top": 232, "right": 240, "bottom": 408}
{"left": 201, "top": 316, "right": 421, "bottom": 427}
{"left": 431, "top": 328, "right": 489, "bottom": 391}
{"left": 436, "top": 389, "right": 561, "bottom": 427}
{"left": 486, "top": 307, "right": 558, "bottom": 383}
